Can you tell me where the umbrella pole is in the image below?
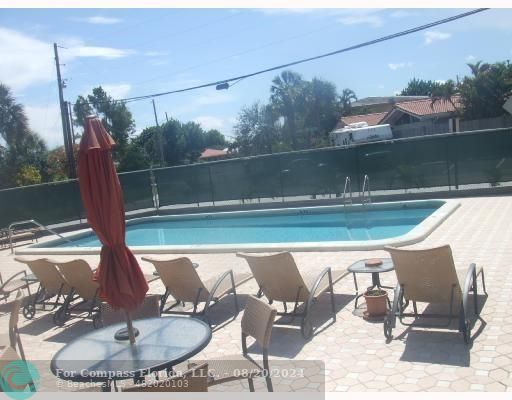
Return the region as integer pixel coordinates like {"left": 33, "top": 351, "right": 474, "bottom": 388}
{"left": 125, "top": 311, "right": 136, "bottom": 344}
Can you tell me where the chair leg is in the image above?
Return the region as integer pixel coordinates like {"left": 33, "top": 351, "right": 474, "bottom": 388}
{"left": 248, "top": 377, "right": 255, "bottom": 392}
{"left": 480, "top": 269, "right": 487, "bottom": 295}
{"left": 265, "top": 376, "right": 273, "bottom": 392}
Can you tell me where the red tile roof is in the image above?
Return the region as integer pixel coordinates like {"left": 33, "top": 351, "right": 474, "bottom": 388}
{"left": 199, "top": 148, "right": 227, "bottom": 159}
{"left": 339, "top": 112, "right": 388, "bottom": 127}
{"left": 393, "top": 96, "right": 461, "bottom": 117}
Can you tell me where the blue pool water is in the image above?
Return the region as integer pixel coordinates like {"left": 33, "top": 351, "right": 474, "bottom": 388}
{"left": 48, "top": 202, "right": 441, "bottom": 247}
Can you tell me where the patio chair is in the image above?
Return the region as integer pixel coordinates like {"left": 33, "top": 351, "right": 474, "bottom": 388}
{"left": 122, "top": 363, "right": 209, "bottom": 392}
{"left": 141, "top": 256, "right": 252, "bottom": 325}
{"left": 237, "top": 252, "right": 349, "bottom": 339}
{"left": 0, "top": 346, "right": 36, "bottom": 393}
{"left": 0, "top": 291, "right": 26, "bottom": 360}
{"left": 96, "top": 294, "right": 161, "bottom": 329}
{"left": 384, "top": 245, "right": 487, "bottom": 344}
{"left": 14, "top": 257, "right": 72, "bottom": 319}
{"left": 49, "top": 259, "right": 100, "bottom": 326}
{"left": 198, "top": 295, "right": 277, "bottom": 392}
{"left": 0, "top": 269, "right": 30, "bottom": 303}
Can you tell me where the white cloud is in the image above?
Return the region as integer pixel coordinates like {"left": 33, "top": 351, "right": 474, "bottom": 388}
{"left": 100, "top": 83, "right": 131, "bottom": 99}
{"left": 338, "top": 13, "right": 383, "bottom": 28}
{"left": 80, "top": 16, "right": 122, "bottom": 25}
{"left": 193, "top": 116, "right": 225, "bottom": 131}
{"left": 0, "top": 27, "right": 134, "bottom": 92}
{"left": 389, "top": 10, "right": 417, "bottom": 18}
{"left": 388, "top": 62, "right": 413, "bottom": 71}
{"left": 424, "top": 31, "right": 452, "bottom": 45}
{"left": 0, "top": 27, "right": 55, "bottom": 91}
{"left": 466, "top": 55, "right": 476, "bottom": 62}
{"left": 64, "top": 45, "right": 134, "bottom": 60}
{"left": 25, "top": 103, "right": 65, "bottom": 149}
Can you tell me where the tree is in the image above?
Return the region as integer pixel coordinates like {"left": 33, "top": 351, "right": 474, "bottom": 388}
{"left": 459, "top": 61, "right": 512, "bottom": 119}
{"left": 400, "top": 78, "right": 442, "bottom": 96}
{"left": 204, "top": 129, "right": 227, "bottom": 149}
{"left": 46, "top": 144, "right": 79, "bottom": 182}
{"left": 431, "top": 79, "right": 462, "bottom": 115}
{"left": 15, "top": 165, "right": 42, "bottom": 186}
{"left": 338, "top": 88, "right": 357, "bottom": 116}
{"left": 270, "top": 70, "right": 305, "bottom": 150}
{"left": 118, "top": 142, "right": 150, "bottom": 172}
{"left": 232, "top": 102, "right": 278, "bottom": 156}
{"left": 0, "top": 83, "right": 48, "bottom": 188}
{"left": 73, "top": 87, "right": 135, "bottom": 159}
{"left": 304, "top": 78, "right": 340, "bottom": 147}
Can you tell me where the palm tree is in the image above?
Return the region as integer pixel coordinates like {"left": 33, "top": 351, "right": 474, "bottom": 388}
{"left": 338, "top": 88, "right": 357, "bottom": 116}
{"left": 270, "top": 70, "right": 304, "bottom": 150}
{"left": 0, "top": 83, "right": 32, "bottom": 153}
{"left": 430, "top": 79, "right": 462, "bottom": 115}
{"left": 467, "top": 61, "right": 491, "bottom": 78}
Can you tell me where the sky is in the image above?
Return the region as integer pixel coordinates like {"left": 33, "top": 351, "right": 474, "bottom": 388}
{"left": 1, "top": 8, "right": 512, "bottom": 149}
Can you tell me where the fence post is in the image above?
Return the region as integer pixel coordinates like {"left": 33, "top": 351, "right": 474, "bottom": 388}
{"left": 208, "top": 165, "right": 215, "bottom": 206}
{"left": 445, "top": 137, "right": 452, "bottom": 191}
{"left": 149, "top": 166, "right": 159, "bottom": 212}
{"left": 278, "top": 154, "right": 285, "bottom": 202}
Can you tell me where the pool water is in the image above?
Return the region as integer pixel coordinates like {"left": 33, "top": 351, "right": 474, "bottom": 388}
{"left": 51, "top": 202, "right": 440, "bottom": 247}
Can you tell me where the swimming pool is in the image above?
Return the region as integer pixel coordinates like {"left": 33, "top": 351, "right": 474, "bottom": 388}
{"left": 18, "top": 200, "right": 459, "bottom": 254}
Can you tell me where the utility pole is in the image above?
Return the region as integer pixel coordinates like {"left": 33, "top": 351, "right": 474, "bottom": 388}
{"left": 152, "top": 99, "right": 165, "bottom": 167}
{"left": 54, "top": 43, "right": 76, "bottom": 178}
{"left": 67, "top": 102, "right": 76, "bottom": 144}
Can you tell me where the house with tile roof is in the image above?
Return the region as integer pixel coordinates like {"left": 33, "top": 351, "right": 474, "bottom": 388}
{"left": 334, "top": 96, "right": 462, "bottom": 139}
{"left": 199, "top": 148, "right": 228, "bottom": 161}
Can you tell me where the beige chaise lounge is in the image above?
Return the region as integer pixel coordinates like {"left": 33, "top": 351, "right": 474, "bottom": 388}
{"left": 237, "top": 252, "right": 349, "bottom": 339}
{"left": 141, "top": 256, "right": 252, "bottom": 326}
{"left": 14, "top": 257, "right": 72, "bottom": 320}
{"left": 384, "top": 245, "right": 487, "bottom": 343}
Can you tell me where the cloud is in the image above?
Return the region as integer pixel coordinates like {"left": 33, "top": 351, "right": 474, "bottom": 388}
{"left": 424, "top": 31, "right": 452, "bottom": 45}
{"left": 79, "top": 16, "right": 123, "bottom": 25}
{"left": 0, "top": 27, "right": 134, "bottom": 92}
{"left": 24, "top": 103, "right": 65, "bottom": 149}
{"left": 466, "top": 55, "right": 476, "bottom": 62}
{"left": 0, "top": 27, "right": 55, "bottom": 91}
{"left": 100, "top": 83, "right": 131, "bottom": 98}
{"left": 193, "top": 116, "right": 225, "bottom": 131}
{"left": 338, "top": 14, "right": 383, "bottom": 28}
{"left": 389, "top": 10, "right": 417, "bottom": 18}
{"left": 63, "top": 45, "right": 134, "bottom": 60}
{"left": 388, "top": 62, "right": 413, "bottom": 71}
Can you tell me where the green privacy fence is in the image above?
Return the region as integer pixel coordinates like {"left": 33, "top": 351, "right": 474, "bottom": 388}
{"left": 1, "top": 127, "right": 511, "bottom": 228}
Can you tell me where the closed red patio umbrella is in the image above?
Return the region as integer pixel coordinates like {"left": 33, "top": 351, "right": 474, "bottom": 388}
{"left": 78, "top": 116, "right": 148, "bottom": 343}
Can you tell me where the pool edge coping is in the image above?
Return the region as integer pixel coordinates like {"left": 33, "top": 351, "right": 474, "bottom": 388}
{"left": 16, "top": 199, "right": 460, "bottom": 255}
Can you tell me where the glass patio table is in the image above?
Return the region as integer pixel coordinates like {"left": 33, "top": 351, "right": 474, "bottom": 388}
{"left": 347, "top": 258, "right": 395, "bottom": 309}
{"left": 50, "top": 316, "right": 212, "bottom": 391}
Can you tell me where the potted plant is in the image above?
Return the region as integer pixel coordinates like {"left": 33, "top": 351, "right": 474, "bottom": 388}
{"left": 364, "top": 289, "right": 388, "bottom": 318}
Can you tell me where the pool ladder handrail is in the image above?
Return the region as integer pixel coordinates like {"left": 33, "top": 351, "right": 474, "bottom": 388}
{"left": 342, "top": 176, "right": 352, "bottom": 205}
{"left": 7, "top": 219, "right": 74, "bottom": 254}
{"left": 361, "top": 174, "right": 372, "bottom": 204}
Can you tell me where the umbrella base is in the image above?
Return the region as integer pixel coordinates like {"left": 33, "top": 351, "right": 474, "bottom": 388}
{"left": 114, "top": 327, "right": 140, "bottom": 341}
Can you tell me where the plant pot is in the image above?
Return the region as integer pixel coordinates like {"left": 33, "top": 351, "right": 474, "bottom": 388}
{"left": 364, "top": 289, "right": 388, "bottom": 317}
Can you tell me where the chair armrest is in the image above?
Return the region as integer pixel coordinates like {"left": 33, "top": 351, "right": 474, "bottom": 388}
{"left": 308, "top": 267, "right": 333, "bottom": 303}
{"left": 0, "top": 270, "right": 28, "bottom": 291}
{"left": 208, "top": 270, "right": 235, "bottom": 299}
{"left": 461, "top": 263, "right": 477, "bottom": 317}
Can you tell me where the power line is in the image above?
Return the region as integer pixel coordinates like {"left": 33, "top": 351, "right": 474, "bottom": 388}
{"left": 73, "top": 8, "right": 489, "bottom": 108}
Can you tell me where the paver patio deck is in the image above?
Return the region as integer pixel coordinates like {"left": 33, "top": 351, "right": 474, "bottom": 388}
{"left": 1, "top": 196, "right": 511, "bottom": 392}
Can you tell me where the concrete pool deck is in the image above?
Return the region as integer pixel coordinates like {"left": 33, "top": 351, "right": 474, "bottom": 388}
{"left": 1, "top": 196, "right": 511, "bottom": 392}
